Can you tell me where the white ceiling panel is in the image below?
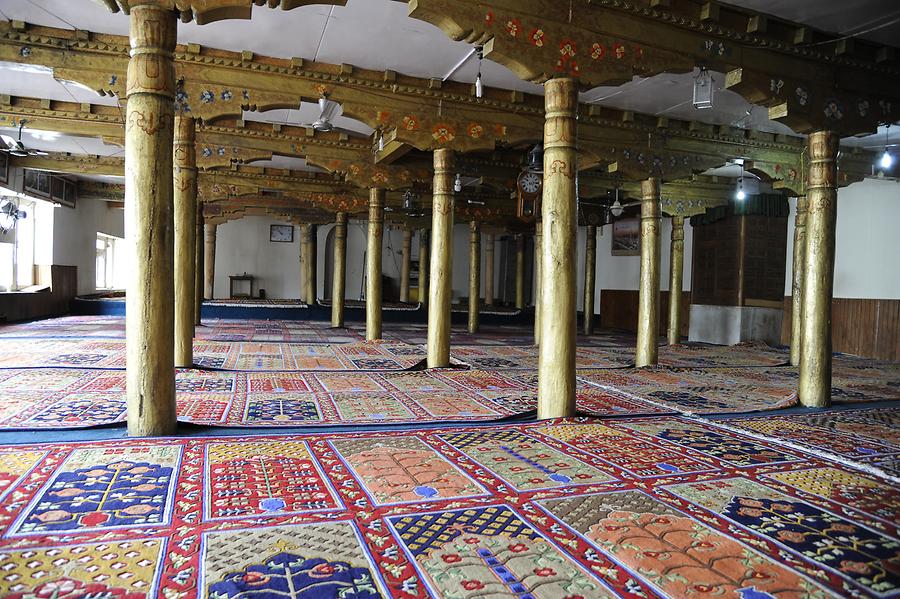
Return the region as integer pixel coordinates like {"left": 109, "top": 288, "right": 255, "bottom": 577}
{"left": 1, "top": 126, "right": 123, "bottom": 156}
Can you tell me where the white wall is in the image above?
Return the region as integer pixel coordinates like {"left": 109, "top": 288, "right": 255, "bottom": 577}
{"left": 575, "top": 218, "right": 694, "bottom": 313}
{"left": 53, "top": 197, "right": 124, "bottom": 295}
{"left": 784, "top": 178, "right": 900, "bottom": 299}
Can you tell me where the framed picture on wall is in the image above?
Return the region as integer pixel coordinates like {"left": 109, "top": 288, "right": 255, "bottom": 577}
{"left": 611, "top": 218, "right": 640, "bottom": 256}
{"left": 270, "top": 224, "right": 294, "bottom": 243}
{"left": 0, "top": 152, "right": 8, "bottom": 185}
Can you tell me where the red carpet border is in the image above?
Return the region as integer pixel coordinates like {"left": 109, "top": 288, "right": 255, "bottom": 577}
{"left": 0, "top": 415, "right": 897, "bottom": 598}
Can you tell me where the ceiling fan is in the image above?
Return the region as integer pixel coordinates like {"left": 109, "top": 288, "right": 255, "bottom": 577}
{"left": 0, "top": 122, "right": 49, "bottom": 157}
{"left": 0, "top": 197, "right": 27, "bottom": 234}
{"left": 298, "top": 97, "right": 356, "bottom": 135}
{"left": 385, "top": 189, "right": 429, "bottom": 218}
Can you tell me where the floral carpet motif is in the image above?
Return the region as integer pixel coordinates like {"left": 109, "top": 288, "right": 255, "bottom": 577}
{"left": 0, "top": 416, "right": 897, "bottom": 598}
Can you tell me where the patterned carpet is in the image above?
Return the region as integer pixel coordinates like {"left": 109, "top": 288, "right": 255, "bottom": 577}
{"left": 0, "top": 415, "right": 897, "bottom": 598}
{"left": 0, "top": 338, "right": 433, "bottom": 372}
{"left": 453, "top": 344, "right": 634, "bottom": 369}
{"left": 717, "top": 407, "right": 900, "bottom": 477}
{"left": 0, "top": 317, "right": 364, "bottom": 343}
{"left": 0, "top": 368, "right": 667, "bottom": 429}
{"left": 658, "top": 341, "right": 790, "bottom": 367}
{"left": 577, "top": 367, "right": 800, "bottom": 414}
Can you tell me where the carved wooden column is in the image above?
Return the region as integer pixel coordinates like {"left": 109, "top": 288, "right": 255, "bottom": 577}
{"left": 790, "top": 197, "right": 808, "bottom": 366}
{"left": 799, "top": 132, "right": 838, "bottom": 407}
{"left": 468, "top": 220, "right": 481, "bottom": 334}
{"left": 418, "top": 229, "right": 429, "bottom": 306}
{"left": 124, "top": 2, "right": 177, "bottom": 436}
{"left": 534, "top": 221, "right": 543, "bottom": 344}
{"left": 636, "top": 178, "right": 661, "bottom": 367}
{"left": 427, "top": 149, "right": 454, "bottom": 368}
{"left": 515, "top": 234, "right": 525, "bottom": 309}
{"left": 194, "top": 203, "right": 203, "bottom": 325}
{"left": 484, "top": 232, "right": 495, "bottom": 306}
{"left": 366, "top": 188, "right": 385, "bottom": 341}
{"left": 667, "top": 215, "right": 685, "bottom": 345}
{"left": 331, "top": 212, "right": 347, "bottom": 328}
{"left": 301, "top": 224, "right": 315, "bottom": 304}
{"left": 173, "top": 115, "right": 196, "bottom": 368}
{"left": 583, "top": 224, "right": 596, "bottom": 335}
{"left": 203, "top": 223, "right": 216, "bottom": 299}
{"left": 537, "top": 77, "right": 578, "bottom": 419}
{"left": 400, "top": 228, "right": 412, "bottom": 302}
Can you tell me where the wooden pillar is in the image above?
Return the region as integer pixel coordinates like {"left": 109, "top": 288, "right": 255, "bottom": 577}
{"left": 515, "top": 234, "right": 525, "bottom": 309}
{"left": 667, "top": 215, "right": 685, "bottom": 345}
{"left": 301, "top": 224, "right": 315, "bottom": 304}
{"left": 636, "top": 178, "right": 661, "bottom": 367}
{"left": 418, "top": 229, "right": 429, "bottom": 306}
{"left": 790, "top": 197, "right": 808, "bottom": 366}
{"left": 124, "top": 2, "right": 177, "bottom": 437}
{"left": 331, "top": 212, "right": 347, "bottom": 328}
{"left": 484, "top": 232, "right": 495, "bottom": 306}
{"left": 310, "top": 225, "right": 318, "bottom": 302}
{"left": 537, "top": 77, "right": 578, "bottom": 420}
{"left": 583, "top": 224, "right": 596, "bottom": 335}
{"left": 366, "top": 188, "right": 385, "bottom": 341}
{"left": 427, "top": 149, "right": 454, "bottom": 368}
{"left": 799, "top": 132, "right": 838, "bottom": 408}
{"left": 534, "top": 221, "right": 543, "bottom": 344}
{"left": 203, "top": 223, "right": 216, "bottom": 299}
{"left": 468, "top": 221, "right": 481, "bottom": 334}
{"left": 193, "top": 203, "right": 203, "bottom": 325}
{"left": 400, "top": 228, "right": 412, "bottom": 302}
{"left": 173, "top": 115, "right": 196, "bottom": 368}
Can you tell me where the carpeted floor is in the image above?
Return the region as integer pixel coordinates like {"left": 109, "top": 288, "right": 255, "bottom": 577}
{"left": 0, "top": 415, "right": 896, "bottom": 598}
{"left": 0, "top": 367, "right": 669, "bottom": 429}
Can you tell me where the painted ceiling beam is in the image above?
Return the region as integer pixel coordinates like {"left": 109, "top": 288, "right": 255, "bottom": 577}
{"left": 407, "top": 0, "right": 900, "bottom": 136}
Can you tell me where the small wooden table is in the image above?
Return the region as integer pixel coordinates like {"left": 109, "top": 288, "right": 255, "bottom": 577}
{"left": 229, "top": 275, "right": 254, "bottom": 299}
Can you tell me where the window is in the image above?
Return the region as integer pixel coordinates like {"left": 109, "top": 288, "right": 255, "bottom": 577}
{"left": 96, "top": 233, "right": 123, "bottom": 290}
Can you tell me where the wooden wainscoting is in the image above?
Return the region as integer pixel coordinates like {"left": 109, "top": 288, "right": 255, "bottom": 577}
{"left": 781, "top": 296, "right": 900, "bottom": 361}
{"left": 0, "top": 265, "right": 76, "bottom": 323}
{"left": 599, "top": 289, "right": 692, "bottom": 336}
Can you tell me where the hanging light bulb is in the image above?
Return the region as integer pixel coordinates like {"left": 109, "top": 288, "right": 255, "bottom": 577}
{"left": 693, "top": 67, "right": 714, "bottom": 110}
{"left": 879, "top": 124, "right": 893, "bottom": 170}
{"left": 735, "top": 161, "right": 746, "bottom": 200}
{"left": 611, "top": 187, "right": 623, "bottom": 217}
{"left": 475, "top": 46, "right": 484, "bottom": 99}
{"left": 454, "top": 173, "right": 463, "bottom": 193}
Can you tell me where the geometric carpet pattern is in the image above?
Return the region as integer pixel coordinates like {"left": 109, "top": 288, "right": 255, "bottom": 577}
{"left": 0, "top": 338, "right": 431, "bottom": 371}
{"left": 0, "top": 415, "right": 897, "bottom": 598}
{"left": 0, "top": 368, "right": 667, "bottom": 429}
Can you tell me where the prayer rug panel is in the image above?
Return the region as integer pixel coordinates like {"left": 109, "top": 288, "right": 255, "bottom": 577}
{"left": 665, "top": 476, "right": 900, "bottom": 596}
{"left": 0, "top": 415, "right": 896, "bottom": 598}
{"left": 721, "top": 408, "right": 900, "bottom": 465}
{"left": 577, "top": 366, "right": 799, "bottom": 413}
{"left": 658, "top": 341, "right": 790, "bottom": 367}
